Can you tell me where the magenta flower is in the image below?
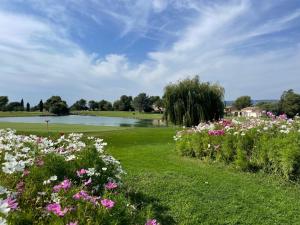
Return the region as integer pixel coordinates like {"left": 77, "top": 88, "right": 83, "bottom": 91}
{"left": 208, "top": 130, "right": 225, "bottom": 136}
{"left": 46, "top": 203, "right": 68, "bottom": 217}
{"left": 67, "top": 221, "right": 78, "bottom": 225}
{"left": 53, "top": 179, "right": 72, "bottom": 192}
{"left": 84, "top": 178, "right": 92, "bottom": 186}
{"left": 76, "top": 169, "right": 87, "bottom": 177}
{"left": 4, "top": 197, "right": 18, "bottom": 210}
{"left": 101, "top": 199, "right": 115, "bottom": 209}
{"left": 23, "top": 169, "right": 30, "bottom": 176}
{"left": 73, "top": 190, "right": 100, "bottom": 205}
{"left": 145, "top": 219, "right": 159, "bottom": 225}
{"left": 105, "top": 181, "right": 118, "bottom": 190}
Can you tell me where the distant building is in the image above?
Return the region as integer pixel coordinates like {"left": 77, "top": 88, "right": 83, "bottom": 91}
{"left": 240, "top": 107, "right": 262, "bottom": 118}
{"left": 224, "top": 106, "right": 241, "bottom": 117}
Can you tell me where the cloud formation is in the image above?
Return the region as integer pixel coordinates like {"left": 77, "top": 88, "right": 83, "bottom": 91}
{"left": 0, "top": 0, "right": 299, "bottom": 104}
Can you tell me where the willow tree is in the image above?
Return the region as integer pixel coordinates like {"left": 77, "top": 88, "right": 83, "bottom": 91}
{"left": 163, "top": 76, "right": 224, "bottom": 127}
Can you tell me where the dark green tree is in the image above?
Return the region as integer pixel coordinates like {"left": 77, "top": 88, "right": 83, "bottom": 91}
{"left": 163, "top": 76, "right": 224, "bottom": 126}
{"left": 5, "top": 102, "right": 22, "bottom": 111}
{"left": 132, "top": 93, "right": 152, "bottom": 112}
{"left": 44, "top": 96, "right": 69, "bottom": 115}
{"left": 20, "top": 99, "right": 24, "bottom": 111}
{"left": 279, "top": 89, "right": 300, "bottom": 117}
{"left": 234, "top": 96, "right": 252, "bottom": 110}
{"left": 39, "top": 100, "right": 44, "bottom": 112}
{"left": 26, "top": 102, "right": 30, "bottom": 112}
{"left": 98, "top": 100, "right": 112, "bottom": 111}
{"left": 113, "top": 96, "right": 133, "bottom": 111}
{"left": 256, "top": 101, "right": 279, "bottom": 115}
{"left": 0, "top": 96, "right": 8, "bottom": 111}
{"left": 71, "top": 99, "right": 88, "bottom": 110}
{"left": 88, "top": 100, "right": 98, "bottom": 111}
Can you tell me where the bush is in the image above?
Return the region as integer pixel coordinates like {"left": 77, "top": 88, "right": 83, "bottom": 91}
{"left": 0, "top": 130, "right": 159, "bottom": 224}
{"left": 175, "top": 116, "right": 300, "bottom": 180}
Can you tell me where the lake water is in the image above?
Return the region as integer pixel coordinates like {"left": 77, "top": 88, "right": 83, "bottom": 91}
{"left": 0, "top": 115, "right": 166, "bottom": 127}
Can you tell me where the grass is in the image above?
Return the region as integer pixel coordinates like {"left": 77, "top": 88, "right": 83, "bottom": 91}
{"left": 0, "top": 111, "right": 53, "bottom": 117}
{"left": 72, "top": 110, "right": 163, "bottom": 120}
{"left": 2, "top": 122, "right": 300, "bottom": 224}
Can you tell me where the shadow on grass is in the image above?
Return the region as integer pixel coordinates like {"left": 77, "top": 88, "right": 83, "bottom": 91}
{"left": 126, "top": 189, "right": 176, "bottom": 225}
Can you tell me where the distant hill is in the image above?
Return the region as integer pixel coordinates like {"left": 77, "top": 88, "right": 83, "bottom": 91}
{"left": 225, "top": 99, "right": 278, "bottom": 106}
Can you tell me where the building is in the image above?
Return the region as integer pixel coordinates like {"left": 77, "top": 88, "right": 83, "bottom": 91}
{"left": 240, "top": 107, "right": 263, "bottom": 118}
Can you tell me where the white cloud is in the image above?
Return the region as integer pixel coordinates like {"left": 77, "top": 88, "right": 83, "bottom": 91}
{"left": 0, "top": 0, "right": 300, "bottom": 104}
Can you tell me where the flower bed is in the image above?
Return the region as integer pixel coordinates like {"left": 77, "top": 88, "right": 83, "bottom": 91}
{"left": 175, "top": 114, "right": 300, "bottom": 180}
{"left": 0, "top": 129, "right": 159, "bottom": 225}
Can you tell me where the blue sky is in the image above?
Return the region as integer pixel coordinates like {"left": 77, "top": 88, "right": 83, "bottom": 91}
{"left": 0, "top": 0, "right": 300, "bottom": 105}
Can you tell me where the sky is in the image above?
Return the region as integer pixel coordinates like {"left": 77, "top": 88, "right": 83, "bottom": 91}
{"left": 0, "top": 0, "right": 300, "bottom": 105}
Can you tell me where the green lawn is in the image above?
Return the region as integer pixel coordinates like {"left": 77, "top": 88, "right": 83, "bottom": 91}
{"left": 72, "top": 110, "right": 163, "bottom": 120}
{"left": 0, "top": 111, "right": 53, "bottom": 117}
{"left": 2, "top": 123, "right": 300, "bottom": 224}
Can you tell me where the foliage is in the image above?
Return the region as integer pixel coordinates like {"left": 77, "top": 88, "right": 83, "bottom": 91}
{"left": 133, "top": 93, "right": 152, "bottom": 113}
{"left": 113, "top": 96, "right": 133, "bottom": 111}
{"left": 256, "top": 101, "right": 279, "bottom": 114}
{"left": 88, "top": 100, "right": 98, "bottom": 111}
{"left": 234, "top": 95, "right": 252, "bottom": 110}
{"left": 45, "top": 96, "right": 69, "bottom": 116}
{"left": 279, "top": 89, "right": 300, "bottom": 118}
{"left": 163, "top": 76, "right": 224, "bottom": 126}
{"left": 20, "top": 99, "right": 24, "bottom": 111}
{"left": 5, "top": 102, "right": 23, "bottom": 111}
{"left": 175, "top": 114, "right": 300, "bottom": 180}
{"left": 39, "top": 100, "right": 44, "bottom": 112}
{"left": 0, "top": 96, "right": 9, "bottom": 111}
{"left": 26, "top": 103, "right": 30, "bottom": 112}
{"left": 0, "top": 130, "right": 158, "bottom": 225}
{"left": 99, "top": 100, "right": 113, "bottom": 111}
{"left": 71, "top": 99, "right": 88, "bottom": 111}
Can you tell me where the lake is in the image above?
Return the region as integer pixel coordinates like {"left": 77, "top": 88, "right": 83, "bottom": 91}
{"left": 0, "top": 115, "right": 166, "bottom": 127}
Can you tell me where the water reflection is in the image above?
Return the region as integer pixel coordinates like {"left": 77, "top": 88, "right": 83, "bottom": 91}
{"left": 0, "top": 115, "right": 167, "bottom": 127}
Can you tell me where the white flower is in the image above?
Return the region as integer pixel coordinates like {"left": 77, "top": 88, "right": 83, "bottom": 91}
{"left": 0, "top": 200, "right": 10, "bottom": 215}
{"left": 0, "top": 217, "right": 7, "bottom": 225}
{"left": 102, "top": 167, "right": 107, "bottom": 171}
{"left": 49, "top": 176, "right": 57, "bottom": 181}
{"left": 65, "top": 155, "right": 76, "bottom": 161}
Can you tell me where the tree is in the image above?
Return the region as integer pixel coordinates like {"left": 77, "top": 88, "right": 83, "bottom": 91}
{"left": 26, "top": 102, "right": 30, "bottom": 112}
{"left": 39, "top": 100, "right": 44, "bottom": 112}
{"left": 279, "top": 89, "right": 300, "bottom": 117}
{"left": 234, "top": 96, "right": 252, "bottom": 110}
{"left": 256, "top": 101, "right": 279, "bottom": 115}
{"left": 99, "top": 100, "right": 112, "bottom": 111}
{"left": 88, "top": 100, "right": 98, "bottom": 111}
{"left": 71, "top": 99, "right": 88, "bottom": 111}
{"left": 163, "top": 76, "right": 224, "bottom": 126}
{"left": 20, "top": 99, "right": 24, "bottom": 111}
{"left": 44, "top": 96, "right": 69, "bottom": 115}
{"left": 5, "top": 102, "right": 22, "bottom": 111}
{"left": 113, "top": 95, "right": 133, "bottom": 111}
{"left": 132, "top": 93, "right": 152, "bottom": 112}
{"left": 0, "top": 96, "right": 8, "bottom": 111}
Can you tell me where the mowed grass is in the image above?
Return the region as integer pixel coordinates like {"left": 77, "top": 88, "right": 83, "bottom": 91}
{"left": 2, "top": 123, "right": 300, "bottom": 224}
{"left": 0, "top": 111, "right": 53, "bottom": 117}
{"left": 72, "top": 110, "right": 163, "bottom": 120}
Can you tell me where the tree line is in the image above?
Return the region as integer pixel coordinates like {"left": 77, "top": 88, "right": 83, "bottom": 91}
{"left": 0, "top": 93, "right": 164, "bottom": 115}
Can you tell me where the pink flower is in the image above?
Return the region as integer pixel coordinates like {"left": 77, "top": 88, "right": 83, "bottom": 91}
{"left": 73, "top": 190, "right": 100, "bottom": 205}
{"left": 208, "top": 130, "right": 225, "bottom": 136}
{"left": 53, "top": 179, "right": 72, "bottom": 192}
{"left": 35, "top": 158, "right": 44, "bottom": 167}
{"left": 145, "top": 219, "right": 159, "bottom": 225}
{"left": 76, "top": 169, "right": 87, "bottom": 177}
{"left": 46, "top": 203, "right": 68, "bottom": 217}
{"left": 84, "top": 178, "right": 92, "bottom": 186}
{"left": 4, "top": 197, "right": 18, "bottom": 210}
{"left": 105, "top": 182, "right": 118, "bottom": 190}
{"left": 16, "top": 181, "right": 25, "bottom": 193}
{"left": 23, "top": 169, "right": 30, "bottom": 176}
{"left": 67, "top": 222, "right": 78, "bottom": 225}
{"left": 101, "top": 199, "right": 115, "bottom": 209}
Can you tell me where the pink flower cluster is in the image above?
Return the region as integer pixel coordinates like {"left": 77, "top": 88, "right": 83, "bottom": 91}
{"left": 100, "top": 199, "right": 115, "bottom": 209}
{"left": 145, "top": 219, "right": 159, "bottom": 225}
{"left": 208, "top": 130, "right": 225, "bottom": 136}
{"left": 4, "top": 197, "right": 18, "bottom": 210}
{"left": 219, "top": 119, "right": 232, "bottom": 127}
{"left": 53, "top": 179, "right": 72, "bottom": 192}
{"left": 73, "top": 190, "right": 100, "bottom": 205}
{"left": 46, "top": 203, "right": 68, "bottom": 217}
{"left": 278, "top": 114, "right": 287, "bottom": 120}
{"left": 76, "top": 169, "right": 88, "bottom": 177}
{"left": 105, "top": 181, "right": 118, "bottom": 190}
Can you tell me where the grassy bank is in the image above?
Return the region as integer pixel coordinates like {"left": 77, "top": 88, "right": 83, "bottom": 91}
{"left": 72, "top": 110, "right": 163, "bottom": 120}
{"left": 1, "top": 122, "right": 300, "bottom": 224}
{"left": 0, "top": 111, "right": 53, "bottom": 117}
